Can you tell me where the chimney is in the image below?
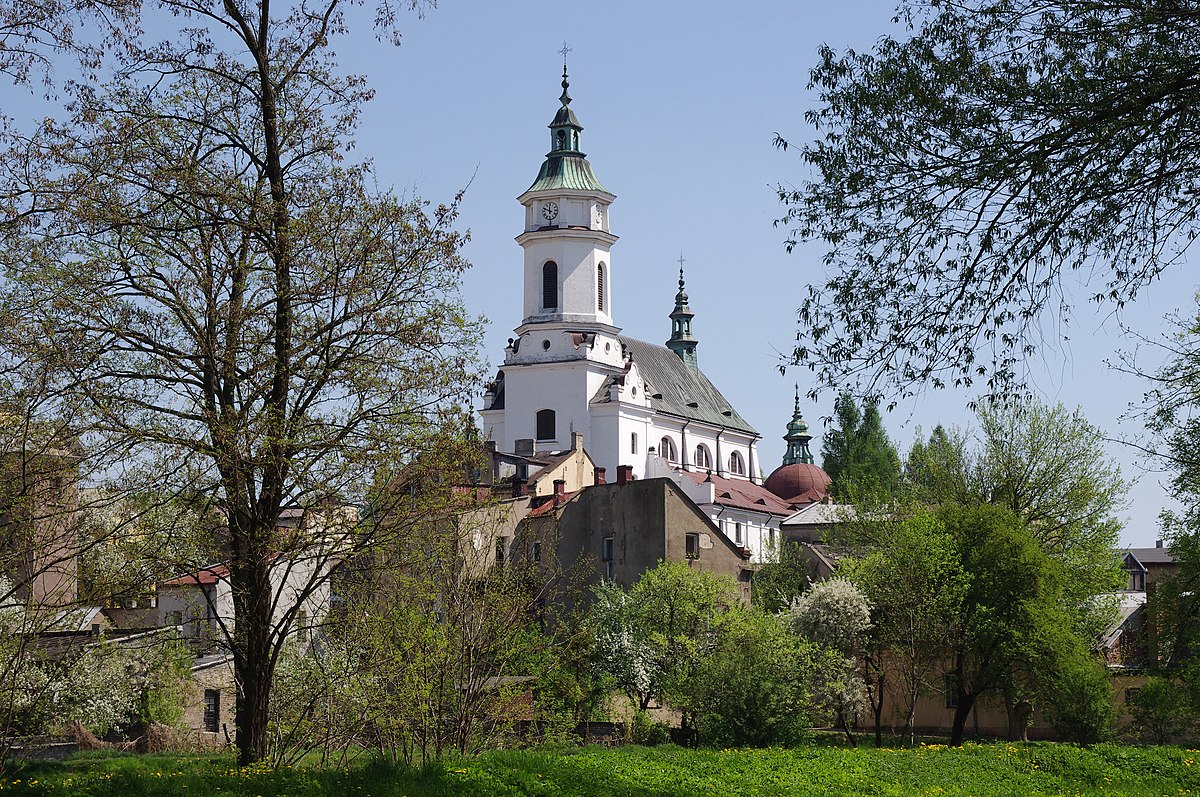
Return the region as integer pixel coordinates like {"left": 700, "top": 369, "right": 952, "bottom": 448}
{"left": 553, "top": 479, "right": 566, "bottom": 506}
{"left": 571, "top": 431, "right": 584, "bottom": 451}
{"left": 1157, "top": 539, "right": 1164, "bottom": 548}
{"left": 511, "top": 478, "right": 529, "bottom": 498}
{"left": 594, "top": 467, "right": 606, "bottom": 485}
{"left": 617, "top": 465, "right": 633, "bottom": 485}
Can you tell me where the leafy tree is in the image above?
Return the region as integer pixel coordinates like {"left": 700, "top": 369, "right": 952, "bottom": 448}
{"left": 776, "top": 1, "right": 1200, "bottom": 401}
{"left": 840, "top": 509, "right": 967, "bottom": 746}
{"left": 821, "top": 393, "right": 901, "bottom": 501}
{"left": 689, "top": 607, "right": 815, "bottom": 748}
{"left": 1043, "top": 647, "right": 1115, "bottom": 747}
{"left": 1128, "top": 677, "right": 1196, "bottom": 746}
{"left": 904, "top": 425, "right": 974, "bottom": 507}
{"left": 790, "top": 577, "right": 872, "bottom": 745}
{"left": 940, "top": 503, "right": 1062, "bottom": 746}
{"left": 751, "top": 539, "right": 813, "bottom": 614}
{"left": 0, "top": 0, "right": 478, "bottom": 766}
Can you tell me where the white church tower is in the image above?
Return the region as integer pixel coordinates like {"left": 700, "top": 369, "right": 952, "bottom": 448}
{"left": 481, "top": 67, "right": 763, "bottom": 485}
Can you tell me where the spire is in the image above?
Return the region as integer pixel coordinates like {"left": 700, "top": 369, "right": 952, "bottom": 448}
{"left": 666, "top": 255, "right": 698, "bottom": 370}
{"left": 782, "top": 384, "right": 815, "bottom": 465}
{"left": 525, "top": 53, "right": 608, "bottom": 194}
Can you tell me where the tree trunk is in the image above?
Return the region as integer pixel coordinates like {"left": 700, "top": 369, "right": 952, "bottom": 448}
{"left": 949, "top": 693, "right": 975, "bottom": 746}
{"left": 232, "top": 517, "right": 276, "bottom": 766}
{"left": 873, "top": 670, "right": 885, "bottom": 748}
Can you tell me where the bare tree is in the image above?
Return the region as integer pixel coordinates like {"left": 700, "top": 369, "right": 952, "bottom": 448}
{"left": 0, "top": 0, "right": 478, "bottom": 763}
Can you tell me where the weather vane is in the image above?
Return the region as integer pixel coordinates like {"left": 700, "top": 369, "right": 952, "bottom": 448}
{"left": 559, "top": 41, "right": 572, "bottom": 71}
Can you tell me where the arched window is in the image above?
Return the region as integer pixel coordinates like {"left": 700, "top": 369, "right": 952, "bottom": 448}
{"left": 556, "top": 130, "right": 566, "bottom": 150}
{"left": 729, "top": 450, "right": 746, "bottom": 476}
{"left": 659, "top": 436, "right": 677, "bottom": 462}
{"left": 695, "top": 444, "right": 712, "bottom": 470}
{"left": 542, "top": 262, "right": 558, "bottom": 310}
{"left": 535, "top": 409, "right": 556, "bottom": 441}
{"left": 597, "top": 263, "right": 606, "bottom": 312}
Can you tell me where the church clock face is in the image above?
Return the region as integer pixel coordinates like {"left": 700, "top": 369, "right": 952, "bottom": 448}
{"left": 542, "top": 202, "right": 559, "bottom": 221}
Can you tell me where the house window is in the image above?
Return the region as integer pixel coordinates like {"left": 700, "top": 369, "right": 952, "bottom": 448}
{"left": 768, "top": 528, "right": 776, "bottom": 550}
{"left": 945, "top": 675, "right": 959, "bottom": 709}
{"left": 631, "top": 433, "right": 638, "bottom": 455}
{"left": 536, "top": 409, "right": 556, "bottom": 441}
{"left": 203, "top": 689, "right": 221, "bottom": 733}
{"left": 1125, "top": 687, "right": 1141, "bottom": 704}
{"left": 496, "top": 536, "right": 508, "bottom": 564}
{"left": 1130, "top": 570, "right": 1146, "bottom": 591}
{"left": 660, "top": 436, "right": 677, "bottom": 462}
{"left": 597, "top": 263, "right": 606, "bottom": 312}
{"left": 602, "top": 536, "right": 614, "bottom": 580}
{"left": 729, "top": 450, "right": 745, "bottom": 476}
{"left": 542, "top": 262, "right": 558, "bottom": 309}
{"left": 685, "top": 533, "right": 700, "bottom": 560}
{"left": 695, "top": 444, "right": 712, "bottom": 469}
{"left": 167, "top": 610, "right": 183, "bottom": 627}
{"left": 532, "top": 541, "right": 542, "bottom": 563}
{"left": 735, "top": 522, "right": 744, "bottom": 545}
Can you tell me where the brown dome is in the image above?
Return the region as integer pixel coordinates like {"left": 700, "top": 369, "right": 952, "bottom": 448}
{"left": 764, "top": 462, "right": 832, "bottom": 505}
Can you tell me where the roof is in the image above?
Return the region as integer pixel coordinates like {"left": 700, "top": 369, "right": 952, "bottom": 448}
{"left": 526, "top": 154, "right": 608, "bottom": 193}
{"left": 592, "top": 336, "right": 756, "bottom": 435}
{"left": 678, "top": 469, "right": 795, "bottom": 516}
{"left": 1125, "top": 547, "right": 1175, "bottom": 565}
{"left": 782, "top": 502, "right": 856, "bottom": 527}
{"left": 1100, "top": 592, "right": 1147, "bottom": 652}
{"left": 526, "top": 491, "right": 578, "bottom": 517}
{"left": 161, "top": 563, "right": 229, "bottom": 587}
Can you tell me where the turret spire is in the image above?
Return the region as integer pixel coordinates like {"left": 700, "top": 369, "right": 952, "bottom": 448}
{"left": 524, "top": 57, "right": 608, "bottom": 194}
{"left": 666, "top": 255, "right": 698, "bottom": 370}
{"left": 782, "top": 384, "right": 815, "bottom": 465}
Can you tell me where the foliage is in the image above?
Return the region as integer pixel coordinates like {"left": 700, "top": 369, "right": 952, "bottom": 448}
{"left": 840, "top": 509, "right": 968, "bottom": 744}
{"left": 751, "top": 539, "right": 812, "bottom": 614}
{"left": 820, "top": 393, "right": 901, "bottom": 500}
{"left": 776, "top": 0, "right": 1200, "bottom": 402}
{"left": 1128, "top": 677, "right": 1195, "bottom": 746}
{"left": 1042, "top": 652, "right": 1115, "bottom": 747}
{"left": 12, "top": 742, "right": 1200, "bottom": 797}
{"left": 688, "top": 607, "right": 815, "bottom": 748}
{"left": 0, "top": 0, "right": 480, "bottom": 765}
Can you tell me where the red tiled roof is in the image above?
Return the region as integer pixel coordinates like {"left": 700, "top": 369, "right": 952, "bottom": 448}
{"left": 525, "top": 492, "right": 578, "bottom": 518}
{"left": 160, "top": 564, "right": 228, "bottom": 587}
{"left": 679, "top": 470, "right": 796, "bottom": 515}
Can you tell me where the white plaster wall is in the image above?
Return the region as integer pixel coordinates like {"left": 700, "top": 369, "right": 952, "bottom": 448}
{"left": 520, "top": 234, "right": 614, "bottom": 326}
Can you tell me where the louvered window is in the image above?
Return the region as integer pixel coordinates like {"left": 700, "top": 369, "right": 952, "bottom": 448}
{"left": 597, "top": 263, "right": 605, "bottom": 312}
{"left": 542, "top": 262, "right": 558, "bottom": 309}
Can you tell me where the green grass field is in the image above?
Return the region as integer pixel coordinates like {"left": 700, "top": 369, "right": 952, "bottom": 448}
{"left": 3, "top": 742, "right": 1200, "bottom": 796}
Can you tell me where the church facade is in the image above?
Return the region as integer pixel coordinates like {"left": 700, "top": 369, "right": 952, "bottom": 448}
{"left": 480, "top": 69, "right": 762, "bottom": 484}
{"left": 480, "top": 69, "right": 831, "bottom": 563}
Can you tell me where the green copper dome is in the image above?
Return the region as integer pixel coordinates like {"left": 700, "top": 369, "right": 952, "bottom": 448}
{"left": 526, "top": 67, "right": 609, "bottom": 194}
{"left": 782, "top": 386, "right": 815, "bottom": 466}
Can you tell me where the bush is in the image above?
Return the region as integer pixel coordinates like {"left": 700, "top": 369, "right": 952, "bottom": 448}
{"left": 1129, "top": 677, "right": 1195, "bottom": 745}
{"left": 1045, "top": 656, "right": 1115, "bottom": 745}
{"left": 628, "top": 710, "right": 669, "bottom": 746}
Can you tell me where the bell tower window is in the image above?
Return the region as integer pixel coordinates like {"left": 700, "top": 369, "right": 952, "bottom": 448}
{"left": 536, "top": 409, "right": 556, "bottom": 441}
{"left": 597, "top": 263, "right": 606, "bottom": 312}
{"left": 542, "top": 262, "right": 558, "bottom": 310}
{"left": 556, "top": 130, "right": 566, "bottom": 150}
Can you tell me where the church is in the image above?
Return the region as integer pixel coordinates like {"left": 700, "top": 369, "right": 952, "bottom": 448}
{"left": 480, "top": 68, "right": 832, "bottom": 563}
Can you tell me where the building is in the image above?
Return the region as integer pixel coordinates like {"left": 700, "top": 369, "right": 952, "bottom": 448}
{"left": 479, "top": 68, "right": 836, "bottom": 566}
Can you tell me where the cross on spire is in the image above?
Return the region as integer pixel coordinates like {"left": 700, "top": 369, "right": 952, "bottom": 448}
{"left": 559, "top": 41, "right": 572, "bottom": 71}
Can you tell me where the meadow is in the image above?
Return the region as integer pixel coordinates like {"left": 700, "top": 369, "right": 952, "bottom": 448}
{"left": 2, "top": 742, "right": 1199, "bottom": 796}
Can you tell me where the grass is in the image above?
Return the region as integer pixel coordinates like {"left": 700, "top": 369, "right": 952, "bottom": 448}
{"left": 3, "top": 741, "right": 1200, "bottom": 796}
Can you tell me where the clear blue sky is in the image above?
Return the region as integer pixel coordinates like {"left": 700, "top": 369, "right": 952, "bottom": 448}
{"left": 332, "top": 0, "right": 1194, "bottom": 546}
{"left": 19, "top": 0, "right": 1196, "bottom": 545}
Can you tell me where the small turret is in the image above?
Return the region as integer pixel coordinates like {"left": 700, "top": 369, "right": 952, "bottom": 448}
{"left": 666, "top": 257, "right": 698, "bottom": 370}
{"left": 782, "top": 385, "right": 815, "bottom": 465}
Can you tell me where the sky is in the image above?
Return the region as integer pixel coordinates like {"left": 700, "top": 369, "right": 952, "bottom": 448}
{"left": 15, "top": 0, "right": 1196, "bottom": 545}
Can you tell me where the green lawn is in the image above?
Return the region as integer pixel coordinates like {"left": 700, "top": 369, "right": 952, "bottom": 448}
{"left": 3, "top": 742, "right": 1200, "bottom": 796}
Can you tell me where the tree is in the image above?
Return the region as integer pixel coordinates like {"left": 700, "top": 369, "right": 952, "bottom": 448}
{"left": 790, "top": 577, "right": 872, "bottom": 745}
{"left": 840, "top": 509, "right": 967, "bottom": 746}
{"left": 776, "top": 1, "right": 1200, "bottom": 402}
{"left": 0, "top": 0, "right": 478, "bottom": 764}
{"left": 904, "top": 424, "right": 974, "bottom": 507}
{"left": 821, "top": 393, "right": 901, "bottom": 501}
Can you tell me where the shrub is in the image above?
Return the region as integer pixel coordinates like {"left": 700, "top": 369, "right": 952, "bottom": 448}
{"left": 1129, "top": 677, "right": 1195, "bottom": 745}
{"left": 1045, "top": 656, "right": 1115, "bottom": 745}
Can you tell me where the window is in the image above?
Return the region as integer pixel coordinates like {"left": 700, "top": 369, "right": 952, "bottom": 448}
{"left": 597, "top": 263, "right": 606, "bottom": 312}
{"left": 602, "top": 536, "right": 614, "bottom": 580}
{"left": 1125, "top": 687, "right": 1141, "bottom": 704}
{"left": 542, "top": 262, "right": 558, "bottom": 309}
{"left": 556, "top": 130, "right": 566, "bottom": 150}
{"left": 685, "top": 533, "right": 700, "bottom": 560}
{"left": 729, "top": 450, "right": 745, "bottom": 476}
{"left": 735, "top": 522, "right": 744, "bottom": 545}
{"left": 1129, "top": 570, "right": 1146, "bottom": 591}
{"left": 167, "top": 610, "right": 183, "bottom": 627}
{"left": 536, "top": 409, "right": 556, "bottom": 441}
{"left": 496, "top": 536, "right": 508, "bottom": 564}
{"left": 631, "top": 432, "right": 638, "bottom": 454}
{"left": 532, "top": 541, "right": 542, "bottom": 563}
{"left": 660, "top": 436, "right": 677, "bottom": 462}
{"left": 944, "top": 675, "right": 959, "bottom": 709}
{"left": 203, "top": 689, "right": 221, "bottom": 733}
{"left": 694, "top": 444, "right": 712, "bottom": 469}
